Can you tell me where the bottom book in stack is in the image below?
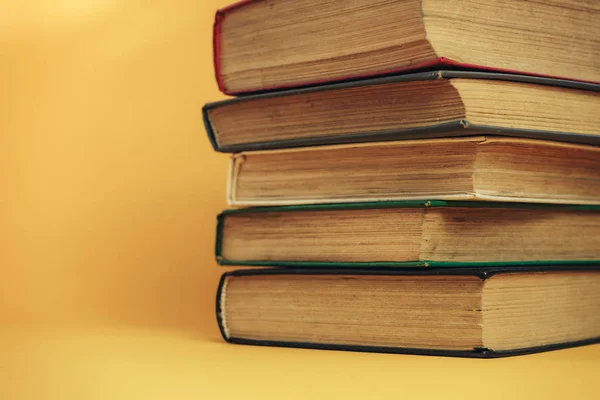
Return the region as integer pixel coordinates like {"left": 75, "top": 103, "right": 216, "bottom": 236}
{"left": 216, "top": 268, "right": 600, "bottom": 358}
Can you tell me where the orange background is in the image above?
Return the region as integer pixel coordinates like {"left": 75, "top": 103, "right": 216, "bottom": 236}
{"left": 1, "top": 1, "right": 598, "bottom": 399}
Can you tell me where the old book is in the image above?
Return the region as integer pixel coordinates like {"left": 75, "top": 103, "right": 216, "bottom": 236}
{"left": 227, "top": 136, "right": 600, "bottom": 206}
{"left": 217, "top": 268, "right": 600, "bottom": 357}
{"left": 216, "top": 201, "right": 600, "bottom": 267}
{"left": 203, "top": 71, "right": 600, "bottom": 153}
{"left": 213, "top": 0, "right": 600, "bottom": 94}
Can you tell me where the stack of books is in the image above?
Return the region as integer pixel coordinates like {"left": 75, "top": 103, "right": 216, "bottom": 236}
{"left": 205, "top": 0, "right": 600, "bottom": 358}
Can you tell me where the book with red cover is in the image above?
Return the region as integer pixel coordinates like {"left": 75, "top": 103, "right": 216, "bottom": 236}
{"left": 213, "top": 0, "right": 600, "bottom": 95}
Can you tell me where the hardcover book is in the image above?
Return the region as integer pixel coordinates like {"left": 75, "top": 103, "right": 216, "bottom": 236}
{"left": 213, "top": 0, "right": 600, "bottom": 94}
{"left": 216, "top": 201, "right": 600, "bottom": 267}
{"left": 203, "top": 71, "right": 600, "bottom": 153}
{"left": 217, "top": 268, "right": 600, "bottom": 357}
{"left": 227, "top": 136, "right": 600, "bottom": 207}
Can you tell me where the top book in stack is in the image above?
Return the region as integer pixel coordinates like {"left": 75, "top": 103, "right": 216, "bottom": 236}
{"left": 213, "top": 0, "right": 600, "bottom": 95}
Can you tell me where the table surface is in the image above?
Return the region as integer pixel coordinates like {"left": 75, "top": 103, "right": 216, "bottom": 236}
{"left": 1, "top": 1, "right": 599, "bottom": 399}
{"left": 3, "top": 326, "right": 600, "bottom": 400}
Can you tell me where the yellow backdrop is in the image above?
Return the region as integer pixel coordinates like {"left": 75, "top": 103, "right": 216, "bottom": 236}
{"left": 1, "top": 1, "right": 598, "bottom": 399}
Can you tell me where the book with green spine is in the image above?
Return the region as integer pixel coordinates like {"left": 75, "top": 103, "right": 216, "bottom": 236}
{"left": 216, "top": 201, "right": 600, "bottom": 267}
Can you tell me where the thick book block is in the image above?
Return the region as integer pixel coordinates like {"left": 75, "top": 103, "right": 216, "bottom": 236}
{"left": 203, "top": 71, "right": 600, "bottom": 153}
{"left": 216, "top": 201, "right": 600, "bottom": 267}
{"left": 217, "top": 267, "right": 600, "bottom": 357}
{"left": 213, "top": 0, "right": 600, "bottom": 94}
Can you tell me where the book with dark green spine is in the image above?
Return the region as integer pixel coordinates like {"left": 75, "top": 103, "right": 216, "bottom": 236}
{"left": 215, "top": 201, "right": 600, "bottom": 267}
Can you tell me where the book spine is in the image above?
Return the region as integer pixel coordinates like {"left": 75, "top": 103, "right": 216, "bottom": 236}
{"left": 202, "top": 105, "right": 221, "bottom": 151}
{"left": 215, "top": 213, "right": 225, "bottom": 264}
{"left": 226, "top": 154, "right": 244, "bottom": 205}
{"left": 213, "top": 10, "right": 227, "bottom": 94}
{"left": 214, "top": 0, "right": 263, "bottom": 95}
